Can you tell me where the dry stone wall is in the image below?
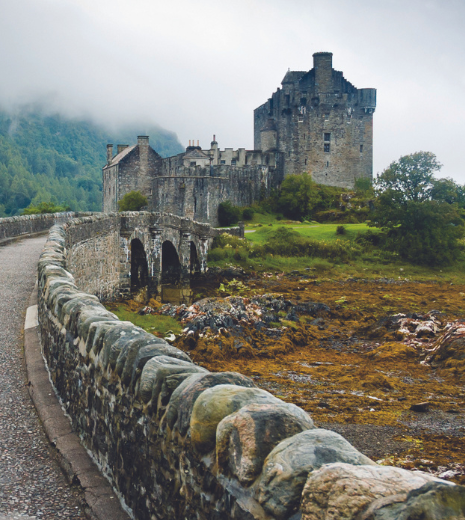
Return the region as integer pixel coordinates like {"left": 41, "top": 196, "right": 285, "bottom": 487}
{"left": 36, "top": 222, "right": 465, "bottom": 520}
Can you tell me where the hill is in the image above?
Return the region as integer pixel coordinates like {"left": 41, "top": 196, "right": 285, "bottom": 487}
{"left": 0, "top": 108, "right": 184, "bottom": 216}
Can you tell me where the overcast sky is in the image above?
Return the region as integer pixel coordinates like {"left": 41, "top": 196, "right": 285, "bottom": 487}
{"left": 0, "top": 0, "right": 464, "bottom": 180}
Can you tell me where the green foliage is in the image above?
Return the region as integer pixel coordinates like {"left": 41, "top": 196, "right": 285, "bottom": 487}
{"left": 372, "top": 152, "right": 464, "bottom": 266}
{"left": 21, "top": 201, "right": 70, "bottom": 215}
{"left": 242, "top": 207, "right": 255, "bottom": 221}
{"left": 0, "top": 108, "right": 183, "bottom": 216}
{"left": 218, "top": 201, "right": 242, "bottom": 226}
{"left": 336, "top": 225, "right": 346, "bottom": 235}
{"left": 354, "top": 177, "right": 373, "bottom": 194}
{"left": 118, "top": 191, "right": 148, "bottom": 211}
{"left": 110, "top": 305, "right": 182, "bottom": 336}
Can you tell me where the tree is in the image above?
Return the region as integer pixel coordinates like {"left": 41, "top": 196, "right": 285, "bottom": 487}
{"left": 21, "top": 201, "right": 70, "bottom": 215}
{"left": 218, "top": 201, "right": 241, "bottom": 226}
{"left": 117, "top": 191, "right": 148, "bottom": 212}
{"left": 277, "top": 173, "right": 320, "bottom": 220}
{"left": 371, "top": 152, "right": 464, "bottom": 265}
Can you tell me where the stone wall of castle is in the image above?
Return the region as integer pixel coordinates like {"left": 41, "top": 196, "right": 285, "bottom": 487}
{"left": 36, "top": 220, "right": 460, "bottom": 520}
{"left": 152, "top": 164, "right": 282, "bottom": 226}
{"left": 254, "top": 53, "right": 376, "bottom": 188}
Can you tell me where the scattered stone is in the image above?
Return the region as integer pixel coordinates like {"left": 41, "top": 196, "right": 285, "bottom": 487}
{"left": 410, "top": 402, "right": 430, "bottom": 413}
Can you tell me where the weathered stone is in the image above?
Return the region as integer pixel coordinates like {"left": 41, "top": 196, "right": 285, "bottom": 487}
{"left": 78, "top": 314, "right": 119, "bottom": 347}
{"left": 301, "top": 463, "right": 452, "bottom": 520}
{"left": 87, "top": 320, "right": 124, "bottom": 356}
{"left": 410, "top": 402, "right": 429, "bottom": 412}
{"left": 256, "top": 429, "right": 376, "bottom": 520}
{"left": 366, "top": 481, "right": 465, "bottom": 520}
{"left": 116, "top": 335, "right": 167, "bottom": 378}
{"left": 217, "top": 402, "right": 314, "bottom": 485}
{"left": 191, "top": 385, "right": 284, "bottom": 454}
{"left": 130, "top": 343, "right": 192, "bottom": 385}
{"left": 99, "top": 322, "right": 139, "bottom": 369}
{"left": 139, "top": 355, "right": 207, "bottom": 404}
{"left": 167, "top": 372, "right": 256, "bottom": 435}
{"left": 159, "top": 372, "right": 200, "bottom": 408}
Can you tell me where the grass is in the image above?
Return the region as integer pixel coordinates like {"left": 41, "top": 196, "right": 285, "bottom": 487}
{"left": 211, "top": 214, "right": 465, "bottom": 284}
{"left": 109, "top": 305, "right": 182, "bottom": 336}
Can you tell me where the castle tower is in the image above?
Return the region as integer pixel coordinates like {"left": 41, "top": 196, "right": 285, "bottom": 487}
{"left": 253, "top": 52, "right": 376, "bottom": 189}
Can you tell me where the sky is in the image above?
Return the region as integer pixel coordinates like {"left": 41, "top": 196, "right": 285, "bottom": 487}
{"left": 0, "top": 0, "right": 464, "bottom": 180}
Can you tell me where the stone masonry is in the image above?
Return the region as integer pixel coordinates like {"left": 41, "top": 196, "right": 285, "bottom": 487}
{"left": 36, "top": 213, "right": 465, "bottom": 520}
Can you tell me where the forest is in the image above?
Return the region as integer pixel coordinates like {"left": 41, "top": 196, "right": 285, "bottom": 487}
{"left": 0, "top": 108, "right": 183, "bottom": 216}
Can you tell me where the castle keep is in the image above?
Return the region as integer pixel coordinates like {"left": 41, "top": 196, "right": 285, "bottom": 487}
{"left": 103, "top": 52, "right": 376, "bottom": 223}
{"left": 254, "top": 52, "right": 376, "bottom": 187}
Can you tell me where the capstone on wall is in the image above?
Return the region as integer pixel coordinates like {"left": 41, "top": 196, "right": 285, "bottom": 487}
{"left": 254, "top": 52, "right": 376, "bottom": 188}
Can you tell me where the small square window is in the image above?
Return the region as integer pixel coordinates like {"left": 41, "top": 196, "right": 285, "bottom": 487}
{"left": 298, "top": 115, "right": 304, "bottom": 122}
{"left": 324, "top": 143, "right": 330, "bottom": 153}
{"left": 231, "top": 159, "right": 236, "bottom": 165}
{"left": 324, "top": 113, "right": 329, "bottom": 121}
{"left": 360, "top": 144, "right": 363, "bottom": 153}
{"left": 190, "top": 161, "right": 196, "bottom": 166}
{"left": 324, "top": 133, "right": 331, "bottom": 142}
{"left": 220, "top": 160, "right": 226, "bottom": 164}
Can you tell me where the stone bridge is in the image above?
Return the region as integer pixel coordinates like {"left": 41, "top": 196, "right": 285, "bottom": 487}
{"left": 63, "top": 212, "right": 243, "bottom": 301}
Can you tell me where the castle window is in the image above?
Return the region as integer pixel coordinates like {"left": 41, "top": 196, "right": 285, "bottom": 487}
{"left": 285, "top": 94, "right": 290, "bottom": 106}
{"left": 288, "top": 151, "right": 291, "bottom": 158}
{"left": 324, "top": 133, "right": 331, "bottom": 142}
{"left": 298, "top": 115, "right": 304, "bottom": 122}
{"left": 304, "top": 158, "right": 307, "bottom": 165}
{"left": 220, "top": 160, "right": 226, "bottom": 164}
{"left": 326, "top": 161, "right": 329, "bottom": 167}
{"left": 303, "top": 133, "right": 306, "bottom": 139}
{"left": 231, "top": 159, "right": 236, "bottom": 165}
{"left": 324, "top": 113, "right": 329, "bottom": 121}
{"left": 324, "top": 143, "right": 330, "bottom": 153}
{"left": 190, "top": 161, "right": 196, "bottom": 166}
{"left": 360, "top": 144, "right": 363, "bottom": 153}
{"left": 300, "top": 97, "right": 307, "bottom": 106}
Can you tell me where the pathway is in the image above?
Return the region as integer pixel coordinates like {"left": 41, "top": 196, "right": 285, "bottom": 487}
{"left": 0, "top": 237, "right": 86, "bottom": 519}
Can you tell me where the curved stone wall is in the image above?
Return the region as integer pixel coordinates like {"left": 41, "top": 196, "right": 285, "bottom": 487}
{"left": 0, "top": 212, "right": 89, "bottom": 242}
{"left": 37, "top": 222, "right": 465, "bottom": 520}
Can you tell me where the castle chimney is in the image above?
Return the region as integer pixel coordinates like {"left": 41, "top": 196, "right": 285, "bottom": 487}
{"left": 189, "top": 140, "right": 191, "bottom": 146}
{"left": 313, "top": 52, "right": 333, "bottom": 93}
{"left": 197, "top": 140, "right": 199, "bottom": 147}
{"left": 117, "top": 144, "right": 129, "bottom": 155}
{"left": 137, "top": 135, "right": 149, "bottom": 147}
{"left": 106, "top": 144, "right": 113, "bottom": 165}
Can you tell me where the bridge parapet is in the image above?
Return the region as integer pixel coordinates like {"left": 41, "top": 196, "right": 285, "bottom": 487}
{"left": 36, "top": 222, "right": 462, "bottom": 520}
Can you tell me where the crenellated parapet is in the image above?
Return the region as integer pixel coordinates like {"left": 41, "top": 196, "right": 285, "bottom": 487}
{"left": 36, "top": 220, "right": 465, "bottom": 520}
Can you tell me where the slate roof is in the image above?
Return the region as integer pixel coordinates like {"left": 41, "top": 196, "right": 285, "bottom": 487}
{"left": 281, "top": 70, "right": 306, "bottom": 84}
{"left": 103, "top": 145, "right": 137, "bottom": 169}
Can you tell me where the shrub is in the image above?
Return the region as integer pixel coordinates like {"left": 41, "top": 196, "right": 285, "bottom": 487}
{"left": 336, "top": 225, "right": 346, "bottom": 235}
{"left": 242, "top": 207, "right": 255, "bottom": 221}
{"left": 21, "top": 201, "right": 70, "bottom": 215}
{"left": 218, "top": 201, "right": 241, "bottom": 226}
{"left": 118, "top": 191, "right": 148, "bottom": 211}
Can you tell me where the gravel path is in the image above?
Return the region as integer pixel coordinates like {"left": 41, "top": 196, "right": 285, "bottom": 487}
{"left": 0, "top": 237, "right": 86, "bottom": 519}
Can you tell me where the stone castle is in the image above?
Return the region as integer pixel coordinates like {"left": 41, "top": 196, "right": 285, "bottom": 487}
{"left": 103, "top": 52, "right": 376, "bottom": 225}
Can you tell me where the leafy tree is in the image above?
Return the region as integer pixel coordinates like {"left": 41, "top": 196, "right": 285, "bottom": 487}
{"left": 118, "top": 191, "right": 148, "bottom": 212}
{"left": 218, "top": 201, "right": 241, "bottom": 226}
{"left": 371, "top": 152, "right": 464, "bottom": 265}
{"left": 277, "top": 173, "right": 320, "bottom": 220}
{"left": 22, "top": 201, "right": 70, "bottom": 215}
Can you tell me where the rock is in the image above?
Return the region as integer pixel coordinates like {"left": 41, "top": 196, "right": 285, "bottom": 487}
{"left": 191, "top": 385, "right": 281, "bottom": 454}
{"left": 130, "top": 343, "right": 192, "bottom": 385}
{"left": 301, "top": 463, "right": 453, "bottom": 520}
{"left": 116, "top": 336, "right": 168, "bottom": 378}
{"left": 410, "top": 402, "right": 429, "bottom": 412}
{"left": 139, "top": 355, "right": 207, "bottom": 404}
{"left": 166, "top": 372, "right": 255, "bottom": 435}
{"left": 365, "top": 481, "right": 464, "bottom": 520}
{"left": 99, "top": 322, "right": 141, "bottom": 369}
{"left": 216, "top": 402, "right": 314, "bottom": 485}
{"left": 256, "top": 429, "right": 375, "bottom": 520}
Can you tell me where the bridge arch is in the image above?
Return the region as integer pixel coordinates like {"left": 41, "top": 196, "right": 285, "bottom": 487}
{"left": 162, "top": 240, "right": 182, "bottom": 284}
{"left": 190, "top": 241, "right": 200, "bottom": 274}
{"left": 130, "top": 238, "right": 149, "bottom": 291}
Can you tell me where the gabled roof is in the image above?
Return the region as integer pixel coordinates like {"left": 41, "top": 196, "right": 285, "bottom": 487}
{"left": 282, "top": 70, "right": 306, "bottom": 84}
{"left": 103, "top": 145, "right": 137, "bottom": 169}
{"left": 184, "top": 148, "right": 210, "bottom": 159}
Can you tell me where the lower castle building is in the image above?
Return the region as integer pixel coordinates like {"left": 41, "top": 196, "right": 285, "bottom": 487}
{"left": 103, "top": 52, "right": 376, "bottom": 224}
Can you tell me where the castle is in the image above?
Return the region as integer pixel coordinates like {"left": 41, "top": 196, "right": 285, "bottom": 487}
{"left": 103, "top": 52, "right": 376, "bottom": 225}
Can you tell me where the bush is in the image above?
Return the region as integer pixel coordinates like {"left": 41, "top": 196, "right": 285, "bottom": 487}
{"left": 242, "top": 207, "right": 255, "bottom": 221}
{"left": 21, "top": 201, "right": 70, "bottom": 215}
{"left": 218, "top": 201, "right": 241, "bottom": 226}
{"left": 118, "top": 191, "right": 148, "bottom": 211}
{"left": 336, "top": 225, "right": 346, "bottom": 235}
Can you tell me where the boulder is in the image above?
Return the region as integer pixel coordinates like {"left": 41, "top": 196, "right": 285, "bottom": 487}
{"left": 301, "top": 463, "right": 457, "bottom": 520}
{"left": 256, "top": 429, "right": 375, "bottom": 520}
{"left": 166, "top": 372, "right": 255, "bottom": 435}
{"left": 366, "top": 481, "right": 465, "bottom": 520}
{"left": 216, "top": 402, "right": 314, "bottom": 485}
{"left": 191, "top": 385, "right": 285, "bottom": 454}
{"left": 139, "top": 355, "right": 207, "bottom": 404}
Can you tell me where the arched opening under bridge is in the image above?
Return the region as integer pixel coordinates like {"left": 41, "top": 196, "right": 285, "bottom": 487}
{"left": 162, "top": 240, "right": 181, "bottom": 284}
{"left": 131, "top": 239, "right": 148, "bottom": 290}
{"left": 190, "top": 241, "right": 200, "bottom": 275}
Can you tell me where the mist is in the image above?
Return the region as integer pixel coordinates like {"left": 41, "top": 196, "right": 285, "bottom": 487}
{"left": 0, "top": 0, "right": 464, "bottom": 180}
